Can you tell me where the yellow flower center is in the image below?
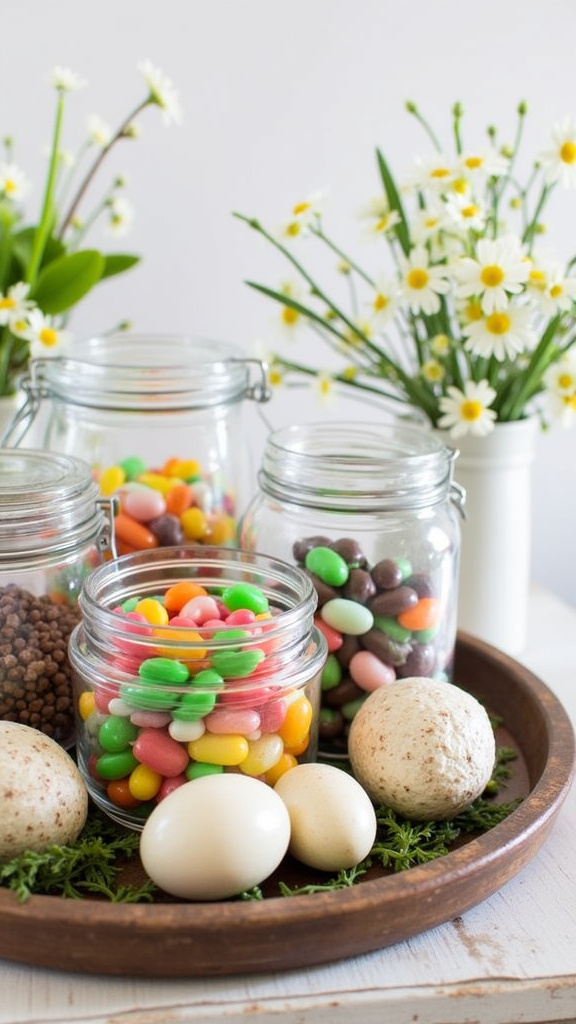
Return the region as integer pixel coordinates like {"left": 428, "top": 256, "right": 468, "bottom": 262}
{"left": 563, "top": 393, "right": 576, "bottom": 410}
{"left": 292, "top": 201, "right": 312, "bottom": 215}
{"left": 560, "top": 141, "right": 576, "bottom": 165}
{"left": 39, "top": 327, "right": 58, "bottom": 347}
{"left": 318, "top": 376, "right": 332, "bottom": 396}
{"left": 3, "top": 178, "right": 17, "bottom": 194}
{"left": 375, "top": 215, "right": 391, "bottom": 232}
{"left": 464, "top": 156, "right": 483, "bottom": 169}
{"left": 558, "top": 372, "right": 575, "bottom": 389}
{"left": 424, "top": 216, "right": 439, "bottom": 229}
{"left": 461, "top": 399, "right": 483, "bottom": 421}
{"left": 268, "top": 369, "right": 283, "bottom": 386}
{"left": 431, "top": 167, "right": 451, "bottom": 178}
{"left": 0, "top": 297, "right": 16, "bottom": 310}
{"left": 461, "top": 204, "right": 479, "bottom": 219}
{"left": 453, "top": 178, "right": 469, "bottom": 194}
{"left": 465, "top": 300, "right": 483, "bottom": 321}
{"left": 486, "top": 312, "right": 511, "bottom": 335}
{"left": 285, "top": 221, "right": 301, "bottom": 238}
{"left": 407, "top": 268, "right": 429, "bottom": 290}
{"left": 11, "top": 319, "right": 27, "bottom": 334}
{"left": 480, "top": 264, "right": 505, "bottom": 288}
{"left": 550, "top": 284, "right": 563, "bottom": 298}
{"left": 281, "top": 307, "right": 299, "bottom": 326}
{"left": 422, "top": 360, "right": 444, "bottom": 382}
{"left": 529, "top": 269, "right": 547, "bottom": 288}
{"left": 341, "top": 365, "right": 357, "bottom": 381}
{"left": 373, "top": 293, "right": 389, "bottom": 311}
{"left": 431, "top": 333, "right": 450, "bottom": 354}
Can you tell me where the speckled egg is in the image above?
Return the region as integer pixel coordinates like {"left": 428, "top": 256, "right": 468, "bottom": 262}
{"left": 0, "top": 722, "right": 88, "bottom": 861}
{"left": 348, "top": 678, "right": 496, "bottom": 820}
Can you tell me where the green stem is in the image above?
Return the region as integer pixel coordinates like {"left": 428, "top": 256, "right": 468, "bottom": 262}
{"left": 522, "top": 183, "right": 553, "bottom": 251}
{"left": 26, "top": 91, "right": 66, "bottom": 286}
{"left": 498, "top": 315, "right": 561, "bottom": 419}
{"left": 0, "top": 326, "right": 15, "bottom": 395}
{"left": 452, "top": 103, "right": 464, "bottom": 155}
{"left": 405, "top": 103, "right": 443, "bottom": 152}
{"left": 310, "top": 225, "right": 376, "bottom": 287}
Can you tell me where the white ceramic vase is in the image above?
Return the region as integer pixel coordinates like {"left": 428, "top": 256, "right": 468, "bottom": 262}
{"left": 445, "top": 418, "right": 538, "bottom": 657}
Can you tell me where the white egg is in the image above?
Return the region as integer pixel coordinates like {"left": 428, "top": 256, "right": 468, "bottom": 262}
{"left": 139, "top": 774, "right": 291, "bottom": 900}
{"left": 348, "top": 677, "right": 496, "bottom": 820}
{"left": 0, "top": 721, "right": 88, "bottom": 861}
{"left": 274, "top": 762, "right": 377, "bottom": 871}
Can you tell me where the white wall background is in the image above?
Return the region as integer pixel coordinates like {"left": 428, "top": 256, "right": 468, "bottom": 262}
{"left": 2, "top": 0, "right": 575, "bottom": 606}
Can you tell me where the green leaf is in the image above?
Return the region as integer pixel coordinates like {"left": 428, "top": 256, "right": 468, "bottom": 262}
{"left": 101, "top": 253, "right": 140, "bottom": 280}
{"left": 376, "top": 148, "right": 411, "bottom": 255}
{"left": 30, "top": 249, "right": 105, "bottom": 314}
{"left": 11, "top": 227, "right": 66, "bottom": 274}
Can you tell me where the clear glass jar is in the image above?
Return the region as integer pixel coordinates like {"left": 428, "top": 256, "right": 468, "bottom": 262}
{"left": 69, "top": 545, "right": 327, "bottom": 830}
{"left": 3, "top": 333, "right": 269, "bottom": 552}
{"left": 0, "top": 449, "right": 112, "bottom": 748}
{"left": 239, "top": 422, "right": 464, "bottom": 757}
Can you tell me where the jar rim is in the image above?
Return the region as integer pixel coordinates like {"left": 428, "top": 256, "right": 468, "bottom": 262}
{"left": 258, "top": 421, "right": 457, "bottom": 511}
{"left": 33, "top": 334, "right": 252, "bottom": 411}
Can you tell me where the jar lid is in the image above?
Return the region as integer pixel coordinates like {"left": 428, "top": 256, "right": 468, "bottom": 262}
{"left": 0, "top": 449, "right": 104, "bottom": 560}
{"left": 33, "top": 335, "right": 254, "bottom": 411}
{"left": 258, "top": 421, "right": 458, "bottom": 511}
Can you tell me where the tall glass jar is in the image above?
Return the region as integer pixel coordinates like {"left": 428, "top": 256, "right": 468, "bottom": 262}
{"left": 239, "top": 422, "right": 464, "bottom": 757}
{"left": 0, "top": 449, "right": 112, "bottom": 747}
{"left": 2, "top": 334, "right": 269, "bottom": 553}
{"left": 69, "top": 545, "right": 327, "bottom": 830}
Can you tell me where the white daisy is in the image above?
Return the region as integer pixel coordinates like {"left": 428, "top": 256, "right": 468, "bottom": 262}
{"left": 277, "top": 279, "right": 307, "bottom": 338}
{"left": 26, "top": 310, "right": 72, "bottom": 359}
{"left": 408, "top": 153, "right": 455, "bottom": 192}
{"left": 105, "top": 196, "right": 134, "bottom": 236}
{"left": 430, "top": 333, "right": 451, "bottom": 357}
{"left": 0, "top": 282, "right": 34, "bottom": 326}
{"left": 454, "top": 235, "right": 529, "bottom": 314}
{"left": 48, "top": 67, "right": 87, "bottom": 92}
{"left": 438, "top": 380, "right": 497, "bottom": 438}
{"left": 0, "top": 162, "right": 31, "bottom": 202}
{"left": 138, "top": 60, "right": 183, "bottom": 125}
{"left": 444, "top": 193, "right": 487, "bottom": 233}
{"left": 462, "top": 302, "right": 536, "bottom": 361}
{"left": 457, "top": 148, "right": 509, "bottom": 182}
{"left": 525, "top": 254, "right": 576, "bottom": 315}
{"left": 399, "top": 246, "right": 451, "bottom": 315}
{"left": 313, "top": 373, "right": 335, "bottom": 405}
{"left": 87, "top": 114, "right": 113, "bottom": 148}
{"left": 409, "top": 202, "right": 446, "bottom": 243}
{"left": 421, "top": 359, "right": 445, "bottom": 384}
{"left": 357, "top": 196, "right": 400, "bottom": 239}
{"left": 543, "top": 351, "right": 576, "bottom": 426}
{"left": 278, "top": 191, "right": 324, "bottom": 240}
{"left": 368, "top": 276, "right": 398, "bottom": 326}
{"left": 539, "top": 115, "right": 576, "bottom": 188}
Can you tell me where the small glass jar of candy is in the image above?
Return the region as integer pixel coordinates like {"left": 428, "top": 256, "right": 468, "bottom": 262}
{"left": 239, "top": 421, "right": 465, "bottom": 757}
{"left": 3, "top": 333, "right": 270, "bottom": 552}
{"left": 0, "top": 449, "right": 113, "bottom": 748}
{"left": 69, "top": 545, "right": 327, "bottom": 829}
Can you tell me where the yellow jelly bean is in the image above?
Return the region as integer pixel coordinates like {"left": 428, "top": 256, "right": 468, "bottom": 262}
{"left": 137, "top": 472, "right": 173, "bottom": 495}
{"left": 99, "top": 465, "right": 126, "bottom": 496}
{"left": 284, "top": 734, "right": 310, "bottom": 757}
{"left": 239, "top": 734, "right": 284, "bottom": 776}
{"left": 78, "top": 691, "right": 96, "bottom": 720}
{"left": 181, "top": 507, "right": 209, "bottom": 540}
{"left": 205, "top": 514, "right": 236, "bottom": 545}
{"left": 173, "top": 459, "right": 202, "bottom": 479}
{"left": 255, "top": 611, "right": 273, "bottom": 621}
{"left": 154, "top": 626, "right": 207, "bottom": 661}
{"left": 188, "top": 733, "right": 249, "bottom": 766}
{"left": 264, "top": 752, "right": 298, "bottom": 786}
{"left": 129, "top": 763, "right": 163, "bottom": 801}
{"left": 135, "top": 597, "right": 169, "bottom": 626}
{"left": 278, "top": 695, "right": 313, "bottom": 748}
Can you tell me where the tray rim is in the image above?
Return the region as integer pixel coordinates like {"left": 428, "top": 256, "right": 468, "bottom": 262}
{"left": 0, "top": 630, "right": 574, "bottom": 975}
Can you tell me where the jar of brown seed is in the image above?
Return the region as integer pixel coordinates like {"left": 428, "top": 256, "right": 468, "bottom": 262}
{"left": 0, "top": 449, "right": 114, "bottom": 748}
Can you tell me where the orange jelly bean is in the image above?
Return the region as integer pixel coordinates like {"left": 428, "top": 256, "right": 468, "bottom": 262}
{"left": 113, "top": 512, "right": 159, "bottom": 550}
{"left": 278, "top": 695, "right": 313, "bottom": 748}
{"left": 397, "top": 597, "right": 441, "bottom": 631}
{"left": 163, "top": 581, "right": 208, "bottom": 614}
{"left": 107, "top": 779, "right": 142, "bottom": 809}
{"left": 165, "top": 483, "right": 194, "bottom": 516}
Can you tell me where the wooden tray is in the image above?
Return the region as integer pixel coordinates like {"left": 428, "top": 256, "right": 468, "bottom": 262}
{"left": 0, "top": 632, "right": 574, "bottom": 978}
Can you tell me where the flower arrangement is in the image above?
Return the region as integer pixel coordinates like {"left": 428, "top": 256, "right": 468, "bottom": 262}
{"left": 236, "top": 101, "right": 576, "bottom": 438}
{"left": 0, "top": 62, "right": 182, "bottom": 396}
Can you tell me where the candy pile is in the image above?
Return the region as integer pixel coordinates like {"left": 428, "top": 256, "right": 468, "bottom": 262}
{"left": 97, "top": 456, "right": 237, "bottom": 555}
{"left": 293, "top": 536, "right": 453, "bottom": 754}
{"left": 77, "top": 580, "right": 315, "bottom": 821}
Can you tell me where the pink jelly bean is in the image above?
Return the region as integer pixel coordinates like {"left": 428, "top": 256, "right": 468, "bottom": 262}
{"left": 116, "top": 611, "right": 154, "bottom": 659}
{"left": 168, "top": 615, "right": 203, "bottom": 628}
{"left": 205, "top": 708, "right": 261, "bottom": 735}
{"left": 219, "top": 684, "right": 276, "bottom": 708}
{"left": 132, "top": 728, "right": 189, "bottom": 776}
{"left": 157, "top": 774, "right": 187, "bottom": 801}
{"left": 123, "top": 488, "right": 167, "bottom": 522}
{"left": 259, "top": 698, "right": 287, "bottom": 732}
{"left": 225, "top": 608, "right": 257, "bottom": 626}
{"left": 314, "top": 616, "right": 343, "bottom": 652}
{"left": 349, "top": 650, "right": 396, "bottom": 692}
{"left": 94, "top": 685, "right": 120, "bottom": 714}
{"left": 180, "top": 595, "right": 221, "bottom": 624}
{"left": 129, "top": 710, "right": 173, "bottom": 728}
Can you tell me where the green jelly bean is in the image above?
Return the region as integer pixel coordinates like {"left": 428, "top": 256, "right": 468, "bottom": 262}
{"left": 222, "top": 583, "right": 269, "bottom": 615}
{"left": 396, "top": 558, "right": 413, "bottom": 580}
{"left": 341, "top": 696, "right": 367, "bottom": 721}
{"left": 98, "top": 715, "right": 139, "bottom": 753}
{"left": 96, "top": 749, "right": 139, "bottom": 780}
{"left": 172, "top": 690, "right": 217, "bottom": 721}
{"left": 373, "top": 615, "right": 412, "bottom": 643}
{"left": 121, "top": 596, "right": 139, "bottom": 612}
{"left": 139, "top": 657, "right": 190, "bottom": 685}
{"left": 305, "top": 546, "right": 349, "bottom": 587}
{"left": 211, "top": 649, "right": 265, "bottom": 678}
{"left": 191, "top": 668, "right": 224, "bottom": 689}
{"left": 321, "top": 598, "right": 373, "bottom": 636}
{"left": 120, "top": 683, "right": 178, "bottom": 711}
{"left": 414, "top": 625, "right": 440, "bottom": 643}
{"left": 129, "top": 801, "right": 155, "bottom": 819}
{"left": 321, "top": 653, "right": 343, "bottom": 690}
{"left": 185, "top": 762, "right": 224, "bottom": 780}
{"left": 120, "top": 456, "right": 147, "bottom": 481}
{"left": 212, "top": 629, "right": 249, "bottom": 647}
{"left": 319, "top": 707, "right": 341, "bottom": 724}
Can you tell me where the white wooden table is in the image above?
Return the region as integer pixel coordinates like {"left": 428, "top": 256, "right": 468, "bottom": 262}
{"left": 2, "top": 586, "right": 576, "bottom": 1024}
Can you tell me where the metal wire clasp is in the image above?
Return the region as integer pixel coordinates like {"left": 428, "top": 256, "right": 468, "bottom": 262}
{"left": 446, "top": 446, "right": 467, "bottom": 520}
{"left": 237, "top": 359, "right": 272, "bottom": 404}
{"left": 95, "top": 495, "right": 119, "bottom": 559}
{"left": 0, "top": 361, "right": 50, "bottom": 448}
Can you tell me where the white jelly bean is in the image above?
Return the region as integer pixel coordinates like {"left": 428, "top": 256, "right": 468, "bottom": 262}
{"left": 123, "top": 487, "right": 167, "bottom": 522}
{"left": 349, "top": 650, "right": 396, "bottom": 692}
{"left": 320, "top": 598, "right": 374, "bottom": 636}
{"left": 180, "top": 595, "right": 221, "bottom": 624}
{"left": 205, "top": 708, "right": 261, "bottom": 735}
{"left": 108, "top": 697, "right": 134, "bottom": 717}
{"left": 168, "top": 718, "right": 206, "bottom": 742}
{"left": 130, "top": 710, "right": 173, "bottom": 728}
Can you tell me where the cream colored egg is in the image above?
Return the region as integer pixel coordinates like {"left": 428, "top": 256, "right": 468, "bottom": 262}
{"left": 140, "top": 774, "right": 291, "bottom": 900}
{"left": 274, "top": 762, "right": 377, "bottom": 871}
{"left": 348, "top": 678, "right": 496, "bottom": 820}
{"left": 0, "top": 721, "right": 88, "bottom": 861}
